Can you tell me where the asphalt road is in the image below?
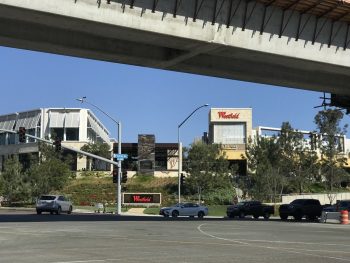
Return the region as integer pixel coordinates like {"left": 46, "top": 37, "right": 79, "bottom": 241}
{"left": 0, "top": 211, "right": 349, "bottom": 263}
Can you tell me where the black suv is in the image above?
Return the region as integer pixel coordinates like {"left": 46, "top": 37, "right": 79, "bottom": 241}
{"left": 227, "top": 200, "right": 274, "bottom": 219}
{"left": 279, "top": 199, "right": 322, "bottom": 221}
{"left": 336, "top": 200, "right": 350, "bottom": 211}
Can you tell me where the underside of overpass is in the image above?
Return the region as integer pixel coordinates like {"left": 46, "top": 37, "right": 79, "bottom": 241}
{"left": 0, "top": 0, "right": 350, "bottom": 95}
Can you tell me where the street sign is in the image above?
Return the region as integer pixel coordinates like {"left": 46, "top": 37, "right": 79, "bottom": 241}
{"left": 113, "top": 153, "right": 128, "bottom": 160}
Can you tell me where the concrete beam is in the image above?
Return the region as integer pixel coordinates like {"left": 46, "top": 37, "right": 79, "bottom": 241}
{"left": 0, "top": 0, "right": 349, "bottom": 95}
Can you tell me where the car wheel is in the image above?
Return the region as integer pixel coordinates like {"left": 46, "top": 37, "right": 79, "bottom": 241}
{"left": 253, "top": 214, "right": 259, "bottom": 219}
{"left": 56, "top": 206, "right": 62, "bottom": 215}
{"left": 263, "top": 212, "right": 270, "bottom": 220}
{"left": 172, "top": 210, "right": 179, "bottom": 218}
{"left": 163, "top": 214, "right": 169, "bottom": 218}
{"left": 239, "top": 211, "right": 245, "bottom": 219}
{"left": 293, "top": 212, "right": 303, "bottom": 221}
{"left": 306, "top": 215, "right": 316, "bottom": 221}
{"left": 198, "top": 211, "right": 205, "bottom": 219}
{"left": 280, "top": 214, "right": 288, "bottom": 220}
{"left": 36, "top": 210, "right": 42, "bottom": 215}
{"left": 67, "top": 206, "right": 73, "bottom": 214}
{"left": 228, "top": 213, "right": 235, "bottom": 219}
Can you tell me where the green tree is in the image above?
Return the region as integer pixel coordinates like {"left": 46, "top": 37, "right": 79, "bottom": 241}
{"left": 27, "top": 142, "right": 74, "bottom": 197}
{"left": 278, "top": 122, "right": 318, "bottom": 194}
{"left": 184, "top": 142, "right": 234, "bottom": 202}
{"left": 0, "top": 156, "right": 31, "bottom": 205}
{"left": 80, "top": 142, "right": 111, "bottom": 171}
{"left": 314, "top": 109, "right": 348, "bottom": 193}
{"left": 245, "top": 135, "right": 284, "bottom": 202}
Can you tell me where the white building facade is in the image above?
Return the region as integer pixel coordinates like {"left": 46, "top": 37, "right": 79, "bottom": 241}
{"left": 0, "top": 108, "right": 112, "bottom": 172}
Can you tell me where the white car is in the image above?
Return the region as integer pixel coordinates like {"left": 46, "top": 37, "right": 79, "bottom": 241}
{"left": 160, "top": 203, "right": 208, "bottom": 218}
{"left": 36, "top": 195, "right": 73, "bottom": 215}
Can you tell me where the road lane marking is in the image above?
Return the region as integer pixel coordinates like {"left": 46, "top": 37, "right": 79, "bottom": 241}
{"left": 197, "top": 223, "right": 350, "bottom": 262}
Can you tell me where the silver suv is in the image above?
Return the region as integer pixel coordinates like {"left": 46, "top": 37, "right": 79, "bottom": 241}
{"left": 36, "top": 195, "right": 73, "bottom": 215}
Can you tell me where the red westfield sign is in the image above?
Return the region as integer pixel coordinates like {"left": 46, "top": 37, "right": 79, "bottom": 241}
{"left": 123, "top": 193, "right": 161, "bottom": 205}
{"left": 218, "top": 112, "right": 240, "bottom": 119}
{"left": 133, "top": 195, "right": 152, "bottom": 203}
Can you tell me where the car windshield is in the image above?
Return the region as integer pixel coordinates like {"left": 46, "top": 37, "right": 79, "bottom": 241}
{"left": 236, "top": 202, "right": 248, "bottom": 206}
{"left": 39, "top": 195, "right": 56, "bottom": 201}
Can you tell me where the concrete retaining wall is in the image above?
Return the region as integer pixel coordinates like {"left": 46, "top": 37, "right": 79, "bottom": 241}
{"left": 282, "top": 193, "right": 350, "bottom": 205}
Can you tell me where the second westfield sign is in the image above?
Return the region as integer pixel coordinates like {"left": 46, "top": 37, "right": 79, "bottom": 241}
{"left": 218, "top": 111, "right": 240, "bottom": 119}
{"left": 123, "top": 193, "right": 161, "bottom": 205}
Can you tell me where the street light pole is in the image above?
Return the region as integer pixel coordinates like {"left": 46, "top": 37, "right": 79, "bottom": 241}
{"left": 177, "top": 104, "right": 209, "bottom": 204}
{"left": 76, "top": 97, "right": 122, "bottom": 215}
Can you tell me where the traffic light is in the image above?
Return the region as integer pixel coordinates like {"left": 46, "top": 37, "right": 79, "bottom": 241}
{"left": 53, "top": 137, "right": 62, "bottom": 152}
{"left": 122, "top": 171, "right": 128, "bottom": 183}
{"left": 180, "top": 173, "right": 185, "bottom": 186}
{"left": 112, "top": 170, "right": 118, "bottom": 183}
{"left": 18, "top": 127, "right": 26, "bottom": 143}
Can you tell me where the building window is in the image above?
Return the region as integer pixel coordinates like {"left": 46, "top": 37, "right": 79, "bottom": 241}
{"left": 213, "top": 123, "right": 246, "bottom": 144}
{"left": 87, "top": 128, "right": 97, "bottom": 143}
{"left": 8, "top": 133, "right": 16, "bottom": 144}
{"left": 66, "top": 128, "right": 79, "bottom": 141}
{"left": 27, "top": 128, "right": 36, "bottom": 143}
{"left": 0, "top": 133, "right": 6, "bottom": 145}
{"left": 51, "top": 128, "right": 64, "bottom": 140}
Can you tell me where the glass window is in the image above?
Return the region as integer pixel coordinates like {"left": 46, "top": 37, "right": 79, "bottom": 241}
{"left": 291, "top": 199, "right": 304, "bottom": 205}
{"left": 0, "top": 133, "right": 6, "bottom": 145}
{"left": 27, "top": 128, "right": 36, "bottom": 142}
{"left": 213, "top": 123, "right": 246, "bottom": 144}
{"left": 51, "top": 128, "right": 64, "bottom": 140}
{"left": 40, "top": 195, "right": 56, "bottom": 201}
{"left": 36, "top": 127, "right": 41, "bottom": 138}
{"left": 66, "top": 128, "right": 79, "bottom": 141}
{"left": 8, "top": 133, "right": 16, "bottom": 144}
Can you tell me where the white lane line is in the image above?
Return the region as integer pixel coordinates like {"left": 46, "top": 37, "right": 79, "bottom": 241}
{"left": 197, "top": 223, "right": 350, "bottom": 262}
{"left": 52, "top": 259, "right": 123, "bottom": 263}
{"left": 197, "top": 224, "right": 250, "bottom": 245}
{"left": 198, "top": 224, "right": 350, "bottom": 247}
{"left": 51, "top": 261, "right": 106, "bottom": 263}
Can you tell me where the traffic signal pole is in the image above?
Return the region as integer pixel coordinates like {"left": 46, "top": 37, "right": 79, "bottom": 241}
{"left": 117, "top": 122, "right": 122, "bottom": 215}
{"left": 0, "top": 128, "right": 120, "bottom": 170}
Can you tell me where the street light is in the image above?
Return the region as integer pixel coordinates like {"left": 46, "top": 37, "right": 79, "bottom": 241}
{"left": 177, "top": 104, "right": 209, "bottom": 204}
{"left": 76, "top": 96, "right": 122, "bottom": 215}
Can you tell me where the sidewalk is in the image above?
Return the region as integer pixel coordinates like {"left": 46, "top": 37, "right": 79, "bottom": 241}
{"left": 0, "top": 207, "right": 34, "bottom": 212}
{"left": 122, "top": 208, "right": 146, "bottom": 216}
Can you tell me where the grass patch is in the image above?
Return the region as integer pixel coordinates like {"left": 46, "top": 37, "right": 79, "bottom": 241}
{"left": 208, "top": 205, "right": 227, "bottom": 216}
{"left": 143, "top": 207, "right": 160, "bottom": 215}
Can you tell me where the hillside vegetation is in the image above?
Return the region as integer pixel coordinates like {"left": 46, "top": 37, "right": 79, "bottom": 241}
{"left": 64, "top": 176, "right": 178, "bottom": 206}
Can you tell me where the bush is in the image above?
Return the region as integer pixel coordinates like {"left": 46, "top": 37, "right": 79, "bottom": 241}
{"left": 63, "top": 177, "right": 115, "bottom": 205}
{"left": 202, "top": 188, "right": 236, "bottom": 205}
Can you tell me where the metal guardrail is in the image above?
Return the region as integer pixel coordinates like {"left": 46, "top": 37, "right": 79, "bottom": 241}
{"left": 320, "top": 211, "right": 341, "bottom": 223}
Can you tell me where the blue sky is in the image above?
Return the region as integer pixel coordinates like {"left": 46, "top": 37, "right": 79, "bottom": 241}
{"left": 0, "top": 46, "right": 342, "bottom": 146}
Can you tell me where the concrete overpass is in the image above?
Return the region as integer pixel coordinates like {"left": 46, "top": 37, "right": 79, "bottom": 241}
{"left": 0, "top": 0, "right": 350, "bottom": 95}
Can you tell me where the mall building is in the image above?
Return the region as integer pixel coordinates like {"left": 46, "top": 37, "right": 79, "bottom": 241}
{"left": 206, "top": 108, "right": 252, "bottom": 175}
{"left": 0, "top": 108, "right": 112, "bottom": 172}
{"left": 206, "top": 108, "right": 350, "bottom": 175}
